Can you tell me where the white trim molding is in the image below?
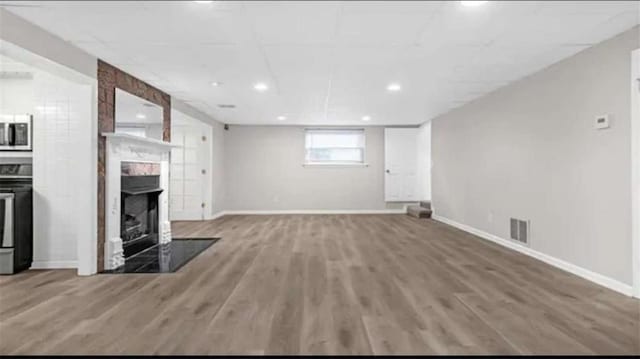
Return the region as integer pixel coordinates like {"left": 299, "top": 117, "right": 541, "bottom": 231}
{"left": 206, "top": 211, "right": 227, "bottom": 220}
{"left": 31, "top": 261, "right": 78, "bottom": 269}
{"left": 632, "top": 48, "right": 640, "bottom": 298}
{"left": 302, "top": 163, "right": 369, "bottom": 168}
{"left": 184, "top": 209, "right": 408, "bottom": 221}
{"left": 222, "top": 209, "right": 406, "bottom": 215}
{"left": 102, "top": 132, "right": 177, "bottom": 150}
{"left": 433, "top": 215, "right": 634, "bottom": 297}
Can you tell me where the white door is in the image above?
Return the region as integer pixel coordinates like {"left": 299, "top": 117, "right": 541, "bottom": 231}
{"left": 170, "top": 114, "right": 211, "bottom": 221}
{"left": 385, "top": 128, "right": 420, "bottom": 202}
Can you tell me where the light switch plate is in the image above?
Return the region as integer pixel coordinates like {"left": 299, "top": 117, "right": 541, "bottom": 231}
{"left": 595, "top": 114, "right": 610, "bottom": 130}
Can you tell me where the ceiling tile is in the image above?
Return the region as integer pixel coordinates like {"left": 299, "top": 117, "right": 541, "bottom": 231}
{"left": 246, "top": 1, "right": 341, "bottom": 46}
{"left": 3, "top": 0, "right": 638, "bottom": 125}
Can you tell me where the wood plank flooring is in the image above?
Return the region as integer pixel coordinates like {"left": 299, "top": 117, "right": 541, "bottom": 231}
{"left": 0, "top": 214, "right": 638, "bottom": 355}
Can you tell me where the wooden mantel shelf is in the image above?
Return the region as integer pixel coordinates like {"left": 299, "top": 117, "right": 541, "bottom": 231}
{"left": 102, "top": 132, "right": 177, "bottom": 149}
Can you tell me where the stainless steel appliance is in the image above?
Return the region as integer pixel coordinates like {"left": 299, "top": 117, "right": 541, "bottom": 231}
{"left": 0, "top": 114, "right": 33, "bottom": 151}
{"left": 0, "top": 163, "right": 33, "bottom": 274}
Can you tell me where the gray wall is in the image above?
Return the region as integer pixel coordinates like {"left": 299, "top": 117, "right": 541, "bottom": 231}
{"left": 432, "top": 27, "right": 639, "bottom": 285}
{"left": 210, "top": 120, "right": 226, "bottom": 215}
{"left": 224, "top": 126, "right": 404, "bottom": 211}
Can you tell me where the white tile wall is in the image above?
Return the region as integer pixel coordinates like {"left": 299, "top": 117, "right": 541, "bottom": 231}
{"left": 28, "top": 71, "right": 92, "bottom": 268}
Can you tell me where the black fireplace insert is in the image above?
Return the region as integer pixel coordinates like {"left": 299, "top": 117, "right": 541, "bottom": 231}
{"left": 121, "top": 175, "right": 163, "bottom": 258}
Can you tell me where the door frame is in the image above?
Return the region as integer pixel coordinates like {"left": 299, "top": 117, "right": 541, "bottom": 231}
{"left": 632, "top": 48, "right": 640, "bottom": 297}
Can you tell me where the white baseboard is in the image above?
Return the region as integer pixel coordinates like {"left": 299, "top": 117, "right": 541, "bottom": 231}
{"left": 206, "top": 211, "right": 226, "bottom": 220}
{"left": 31, "top": 260, "right": 78, "bottom": 269}
{"left": 223, "top": 209, "right": 406, "bottom": 215}
{"left": 432, "top": 215, "right": 633, "bottom": 297}
{"left": 186, "top": 209, "right": 406, "bottom": 220}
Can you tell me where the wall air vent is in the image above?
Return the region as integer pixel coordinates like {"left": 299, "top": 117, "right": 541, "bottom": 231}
{"left": 217, "top": 104, "right": 236, "bottom": 109}
{"left": 509, "top": 218, "right": 530, "bottom": 246}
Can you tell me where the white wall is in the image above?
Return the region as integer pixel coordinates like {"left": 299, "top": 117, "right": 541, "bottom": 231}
{"left": 417, "top": 122, "right": 432, "bottom": 201}
{"left": 33, "top": 71, "right": 93, "bottom": 269}
{"left": 224, "top": 126, "right": 405, "bottom": 212}
{"left": 0, "top": 8, "right": 96, "bottom": 79}
{"left": 2, "top": 8, "right": 98, "bottom": 274}
{"left": 431, "top": 27, "right": 639, "bottom": 288}
{"left": 0, "top": 62, "right": 94, "bottom": 270}
{"left": 632, "top": 49, "right": 640, "bottom": 297}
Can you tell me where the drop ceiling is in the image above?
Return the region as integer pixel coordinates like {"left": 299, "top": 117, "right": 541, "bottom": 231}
{"left": 1, "top": 1, "right": 638, "bottom": 125}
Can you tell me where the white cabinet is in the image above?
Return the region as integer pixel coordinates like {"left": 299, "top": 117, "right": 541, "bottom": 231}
{"left": 170, "top": 112, "right": 212, "bottom": 221}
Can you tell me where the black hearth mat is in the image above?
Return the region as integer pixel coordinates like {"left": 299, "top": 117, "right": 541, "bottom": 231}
{"left": 105, "top": 238, "right": 219, "bottom": 274}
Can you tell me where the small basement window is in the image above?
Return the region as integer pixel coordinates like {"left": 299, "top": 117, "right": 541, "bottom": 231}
{"left": 304, "top": 128, "right": 366, "bottom": 166}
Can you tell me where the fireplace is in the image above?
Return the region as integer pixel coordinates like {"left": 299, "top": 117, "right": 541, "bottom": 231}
{"left": 103, "top": 133, "right": 173, "bottom": 271}
{"left": 120, "top": 162, "right": 163, "bottom": 259}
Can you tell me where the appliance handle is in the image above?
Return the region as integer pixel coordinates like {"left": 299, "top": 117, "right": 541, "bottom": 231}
{"left": 0, "top": 124, "right": 6, "bottom": 146}
{"left": 0, "top": 194, "right": 13, "bottom": 248}
{"left": 7, "top": 124, "right": 15, "bottom": 146}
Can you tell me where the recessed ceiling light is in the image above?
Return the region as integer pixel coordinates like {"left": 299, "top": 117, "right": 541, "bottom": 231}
{"left": 136, "top": 113, "right": 146, "bottom": 119}
{"left": 277, "top": 115, "right": 287, "bottom": 121}
{"left": 253, "top": 82, "right": 269, "bottom": 92}
{"left": 362, "top": 115, "right": 371, "bottom": 122}
{"left": 210, "top": 81, "right": 222, "bottom": 87}
{"left": 387, "top": 83, "right": 402, "bottom": 92}
{"left": 460, "top": 1, "right": 488, "bottom": 7}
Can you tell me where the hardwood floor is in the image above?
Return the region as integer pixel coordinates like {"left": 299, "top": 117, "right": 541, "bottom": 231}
{"left": 0, "top": 214, "right": 638, "bottom": 355}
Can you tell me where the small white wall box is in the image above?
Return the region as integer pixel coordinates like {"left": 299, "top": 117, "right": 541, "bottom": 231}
{"left": 595, "top": 114, "right": 610, "bottom": 129}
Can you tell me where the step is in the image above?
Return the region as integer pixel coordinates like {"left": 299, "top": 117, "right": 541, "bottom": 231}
{"left": 407, "top": 205, "right": 432, "bottom": 219}
{"left": 419, "top": 201, "right": 431, "bottom": 210}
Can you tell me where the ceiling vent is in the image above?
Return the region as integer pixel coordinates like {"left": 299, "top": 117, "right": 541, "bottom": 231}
{"left": 510, "top": 218, "right": 530, "bottom": 246}
{"left": 217, "top": 104, "right": 236, "bottom": 109}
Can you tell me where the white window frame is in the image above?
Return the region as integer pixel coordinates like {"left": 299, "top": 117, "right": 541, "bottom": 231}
{"left": 303, "top": 128, "right": 368, "bottom": 167}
